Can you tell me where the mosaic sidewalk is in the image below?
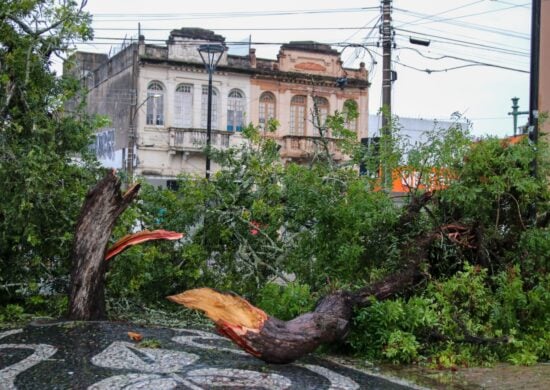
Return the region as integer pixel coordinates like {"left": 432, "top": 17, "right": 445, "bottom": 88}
{"left": 0, "top": 321, "right": 416, "bottom": 389}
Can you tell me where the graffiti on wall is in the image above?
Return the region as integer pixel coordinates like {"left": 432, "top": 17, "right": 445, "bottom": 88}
{"left": 93, "top": 129, "right": 116, "bottom": 160}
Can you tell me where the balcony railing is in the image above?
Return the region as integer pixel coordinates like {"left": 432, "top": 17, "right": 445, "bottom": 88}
{"left": 169, "top": 127, "right": 232, "bottom": 152}
{"left": 279, "top": 135, "right": 345, "bottom": 161}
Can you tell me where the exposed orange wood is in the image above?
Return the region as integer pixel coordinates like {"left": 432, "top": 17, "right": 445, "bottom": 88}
{"left": 167, "top": 288, "right": 267, "bottom": 330}
{"left": 105, "top": 229, "right": 184, "bottom": 261}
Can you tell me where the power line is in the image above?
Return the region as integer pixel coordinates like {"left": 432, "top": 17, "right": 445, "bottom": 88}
{"left": 394, "top": 23, "right": 529, "bottom": 55}
{"left": 394, "top": 58, "right": 528, "bottom": 74}
{"left": 396, "top": 0, "right": 485, "bottom": 28}
{"left": 491, "top": 0, "right": 529, "bottom": 8}
{"left": 410, "top": 3, "right": 530, "bottom": 27}
{"left": 341, "top": 15, "right": 381, "bottom": 66}
{"left": 396, "top": 46, "right": 528, "bottom": 70}
{"left": 73, "top": 37, "right": 379, "bottom": 47}
{"left": 91, "top": 7, "right": 379, "bottom": 21}
{"left": 92, "top": 26, "right": 375, "bottom": 32}
{"left": 394, "top": 38, "right": 529, "bottom": 68}
{"left": 394, "top": 28, "right": 528, "bottom": 56}
{"left": 371, "top": 48, "right": 528, "bottom": 74}
{"left": 393, "top": 7, "right": 529, "bottom": 40}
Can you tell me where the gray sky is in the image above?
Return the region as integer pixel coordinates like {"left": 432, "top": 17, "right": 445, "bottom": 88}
{"left": 69, "top": 0, "right": 532, "bottom": 137}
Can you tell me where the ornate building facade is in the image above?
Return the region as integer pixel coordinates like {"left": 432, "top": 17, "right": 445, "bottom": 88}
{"left": 67, "top": 28, "right": 370, "bottom": 186}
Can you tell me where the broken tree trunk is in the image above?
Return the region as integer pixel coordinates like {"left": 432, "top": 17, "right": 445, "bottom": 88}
{"left": 68, "top": 170, "right": 140, "bottom": 320}
{"left": 168, "top": 259, "right": 425, "bottom": 364}
{"left": 168, "top": 206, "right": 437, "bottom": 364}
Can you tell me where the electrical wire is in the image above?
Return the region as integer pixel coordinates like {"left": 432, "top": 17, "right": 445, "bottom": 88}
{"left": 341, "top": 15, "right": 381, "bottom": 66}
{"left": 396, "top": 46, "right": 528, "bottom": 70}
{"left": 394, "top": 37, "right": 529, "bottom": 69}
{"left": 72, "top": 37, "right": 379, "bottom": 47}
{"left": 396, "top": 0, "right": 485, "bottom": 28}
{"left": 490, "top": 0, "right": 529, "bottom": 8}
{"left": 394, "top": 58, "right": 528, "bottom": 74}
{"left": 370, "top": 48, "right": 528, "bottom": 74}
{"left": 92, "top": 26, "right": 376, "bottom": 31}
{"left": 91, "top": 7, "right": 379, "bottom": 21}
{"left": 394, "top": 23, "right": 529, "bottom": 56}
{"left": 393, "top": 7, "right": 529, "bottom": 40}
{"left": 394, "top": 28, "right": 528, "bottom": 57}
{"left": 410, "top": 3, "right": 530, "bottom": 27}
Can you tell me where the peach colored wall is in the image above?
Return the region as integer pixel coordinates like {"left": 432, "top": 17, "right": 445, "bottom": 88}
{"left": 540, "top": 0, "right": 550, "bottom": 135}
{"left": 249, "top": 79, "right": 368, "bottom": 141}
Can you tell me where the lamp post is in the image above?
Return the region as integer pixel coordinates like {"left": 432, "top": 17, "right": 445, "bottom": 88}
{"left": 127, "top": 93, "right": 160, "bottom": 181}
{"left": 198, "top": 43, "right": 224, "bottom": 179}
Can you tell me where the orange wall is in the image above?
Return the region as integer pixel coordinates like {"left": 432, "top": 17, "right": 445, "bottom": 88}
{"left": 249, "top": 78, "right": 369, "bottom": 140}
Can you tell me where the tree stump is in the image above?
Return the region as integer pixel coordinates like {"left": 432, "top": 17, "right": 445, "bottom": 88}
{"left": 67, "top": 170, "right": 140, "bottom": 320}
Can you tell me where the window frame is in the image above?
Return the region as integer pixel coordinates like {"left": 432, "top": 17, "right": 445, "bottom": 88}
{"left": 146, "top": 81, "right": 165, "bottom": 126}
{"left": 290, "top": 95, "right": 307, "bottom": 136}
{"left": 201, "top": 85, "right": 219, "bottom": 129}
{"left": 313, "top": 96, "right": 329, "bottom": 135}
{"left": 174, "top": 83, "right": 193, "bottom": 128}
{"left": 343, "top": 99, "right": 359, "bottom": 132}
{"left": 227, "top": 89, "right": 246, "bottom": 132}
{"left": 259, "top": 91, "right": 276, "bottom": 129}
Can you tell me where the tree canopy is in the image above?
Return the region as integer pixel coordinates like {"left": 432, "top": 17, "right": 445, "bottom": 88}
{"left": 0, "top": 0, "right": 99, "bottom": 306}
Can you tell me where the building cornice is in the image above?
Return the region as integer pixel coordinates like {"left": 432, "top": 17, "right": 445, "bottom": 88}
{"left": 139, "top": 56, "right": 370, "bottom": 89}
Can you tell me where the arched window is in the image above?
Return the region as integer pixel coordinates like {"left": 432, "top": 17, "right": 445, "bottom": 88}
{"left": 227, "top": 89, "right": 245, "bottom": 131}
{"left": 174, "top": 84, "right": 193, "bottom": 128}
{"left": 313, "top": 96, "right": 329, "bottom": 135}
{"left": 201, "top": 85, "right": 219, "bottom": 129}
{"left": 146, "top": 81, "right": 164, "bottom": 126}
{"left": 259, "top": 92, "right": 276, "bottom": 129}
{"left": 343, "top": 99, "right": 358, "bottom": 131}
{"left": 290, "top": 95, "right": 307, "bottom": 135}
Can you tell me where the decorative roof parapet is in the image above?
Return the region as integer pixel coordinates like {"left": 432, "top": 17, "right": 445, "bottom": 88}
{"left": 167, "top": 28, "right": 226, "bottom": 44}
{"left": 280, "top": 41, "right": 340, "bottom": 56}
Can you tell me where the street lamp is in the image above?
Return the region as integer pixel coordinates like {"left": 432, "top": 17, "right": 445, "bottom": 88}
{"left": 198, "top": 43, "right": 225, "bottom": 179}
{"left": 127, "top": 93, "right": 161, "bottom": 181}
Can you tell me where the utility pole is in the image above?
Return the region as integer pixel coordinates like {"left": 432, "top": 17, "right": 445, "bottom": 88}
{"left": 507, "top": 97, "right": 528, "bottom": 136}
{"left": 380, "top": 0, "right": 394, "bottom": 190}
{"left": 528, "top": 0, "right": 541, "bottom": 223}
{"left": 381, "top": 0, "right": 393, "bottom": 122}
{"left": 528, "top": 0, "right": 540, "bottom": 148}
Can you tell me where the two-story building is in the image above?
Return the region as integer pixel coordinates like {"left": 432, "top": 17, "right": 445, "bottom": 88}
{"left": 66, "top": 28, "right": 370, "bottom": 187}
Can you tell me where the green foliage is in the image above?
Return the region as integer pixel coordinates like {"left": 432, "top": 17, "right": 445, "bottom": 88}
{"left": 138, "top": 339, "right": 162, "bottom": 349}
{"left": 256, "top": 282, "right": 316, "bottom": 321}
{"left": 103, "top": 110, "right": 548, "bottom": 367}
{"left": 0, "top": 304, "right": 26, "bottom": 323}
{"left": 350, "top": 264, "right": 550, "bottom": 365}
{"left": 0, "top": 1, "right": 99, "bottom": 308}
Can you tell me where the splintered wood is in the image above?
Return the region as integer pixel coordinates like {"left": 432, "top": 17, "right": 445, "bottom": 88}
{"left": 167, "top": 288, "right": 267, "bottom": 332}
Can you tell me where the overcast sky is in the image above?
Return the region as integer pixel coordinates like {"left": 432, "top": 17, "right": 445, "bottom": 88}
{"left": 68, "top": 0, "right": 532, "bottom": 137}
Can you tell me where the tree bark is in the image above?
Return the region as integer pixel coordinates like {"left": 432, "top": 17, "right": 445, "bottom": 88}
{"left": 168, "top": 193, "right": 437, "bottom": 364}
{"left": 67, "top": 170, "right": 140, "bottom": 320}
{"left": 168, "top": 259, "right": 426, "bottom": 364}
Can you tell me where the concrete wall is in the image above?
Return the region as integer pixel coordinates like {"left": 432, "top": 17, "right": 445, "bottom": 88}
{"left": 134, "top": 62, "right": 250, "bottom": 178}
{"left": 83, "top": 45, "right": 136, "bottom": 148}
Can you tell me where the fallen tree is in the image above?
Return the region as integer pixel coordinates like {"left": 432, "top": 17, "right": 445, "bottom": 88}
{"left": 163, "top": 186, "right": 488, "bottom": 364}
{"left": 167, "top": 262, "right": 425, "bottom": 364}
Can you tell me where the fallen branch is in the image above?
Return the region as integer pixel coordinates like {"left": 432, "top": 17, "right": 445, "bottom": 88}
{"left": 167, "top": 195, "right": 437, "bottom": 364}
{"left": 105, "top": 230, "right": 184, "bottom": 260}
